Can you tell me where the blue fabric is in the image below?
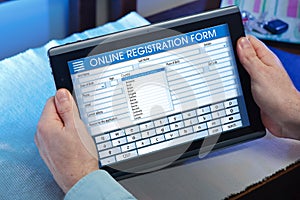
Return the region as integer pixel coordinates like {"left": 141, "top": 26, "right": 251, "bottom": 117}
{"left": 269, "top": 47, "right": 300, "bottom": 91}
{"left": 65, "top": 170, "right": 136, "bottom": 200}
{"left": 0, "top": 12, "right": 149, "bottom": 200}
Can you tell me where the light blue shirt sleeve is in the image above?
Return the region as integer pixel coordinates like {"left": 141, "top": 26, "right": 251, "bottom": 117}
{"left": 64, "top": 170, "right": 136, "bottom": 200}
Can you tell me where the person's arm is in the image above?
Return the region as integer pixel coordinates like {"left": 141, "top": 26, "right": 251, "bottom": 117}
{"left": 65, "top": 170, "right": 136, "bottom": 200}
{"left": 237, "top": 36, "right": 300, "bottom": 140}
{"left": 35, "top": 89, "right": 135, "bottom": 199}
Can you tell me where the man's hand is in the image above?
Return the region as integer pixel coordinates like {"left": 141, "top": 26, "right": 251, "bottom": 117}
{"left": 35, "top": 89, "right": 99, "bottom": 193}
{"left": 237, "top": 36, "right": 300, "bottom": 140}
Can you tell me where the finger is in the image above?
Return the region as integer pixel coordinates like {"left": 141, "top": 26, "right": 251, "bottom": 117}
{"left": 38, "top": 97, "right": 62, "bottom": 127}
{"left": 247, "top": 36, "right": 282, "bottom": 67}
{"left": 54, "top": 88, "right": 80, "bottom": 128}
{"left": 237, "top": 36, "right": 265, "bottom": 77}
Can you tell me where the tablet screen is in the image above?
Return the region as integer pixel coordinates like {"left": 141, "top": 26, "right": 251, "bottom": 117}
{"left": 67, "top": 23, "right": 250, "bottom": 167}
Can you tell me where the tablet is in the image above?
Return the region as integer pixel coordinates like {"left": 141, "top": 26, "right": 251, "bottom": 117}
{"left": 49, "top": 6, "right": 265, "bottom": 179}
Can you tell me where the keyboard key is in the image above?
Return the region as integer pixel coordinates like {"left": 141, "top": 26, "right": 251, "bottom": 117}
{"left": 138, "top": 133, "right": 198, "bottom": 155}
{"left": 156, "top": 125, "right": 170, "bottom": 134}
{"left": 210, "top": 102, "right": 225, "bottom": 112}
{"left": 207, "top": 119, "right": 221, "bottom": 128}
{"left": 100, "top": 156, "right": 116, "bottom": 166}
{"left": 168, "top": 113, "right": 183, "bottom": 123}
{"left": 141, "top": 129, "right": 156, "bottom": 139}
{"left": 97, "top": 141, "right": 112, "bottom": 151}
{"left": 193, "top": 123, "right": 207, "bottom": 132}
{"left": 110, "top": 130, "right": 125, "bottom": 139}
{"left": 195, "top": 130, "right": 208, "bottom": 138}
{"left": 99, "top": 147, "right": 121, "bottom": 158}
{"left": 116, "top": 150, "right": 138, "bottom": 162}
{"left": 139, "top": 121, "right": 154, "bottom": 131}
{"left": 154, "top": 117, "right": 168, "bottom": 127}
{"left": 224, "top": 99, "right": 238, "bottom": 108}
{"left": 184, "top": 117, "right": 199, "bottom": 126}
{"left": 136, "top": 139, "right": 151, "bottom": 148}
{"left": 197, "top": 106, "right": 210, "bottom": 115}
{"left": 150, "top": 135, "right": 165, "bottom": 144}
{"left": 95, "top": 134, "right": 110, "bottom": 143}
{"left": 165, "top": 130, "right": 179, "bottom": 140}
{"left": 121, "top": 143, "right": 136, "bottom": 152}
{"left": 112, "top": 137, "right": 127, "bottom": 146}
{"left": 179, "top": 127, "right": 193, "bottom": 136}
{"left": 222, "top": 120, "right": 242, "bottom": 131}
{"left": 198, "top": 113, "right": 212, "bottom": 123}
{"left": 182, "top": 110, "right": 197, "bottom": 119}
{"left": 127, "top": 133, "right": 142, "bottom": 142}
{"left": 125, "top": 125, "right": 140, "bottom": 135}
{"left": 221, "top": 113, "right": 241, "bottom": 124}
{"left": 170, "top": 121, "right": 184, "bottom": 131}
{"left": 208, "top": 126, "right": 223, "bottom": 135}
{"left": 225, "top": 106, "right": 239, "bottom": 115}
{"left": 211, "top": 110, "right": 226, "bottom": 119}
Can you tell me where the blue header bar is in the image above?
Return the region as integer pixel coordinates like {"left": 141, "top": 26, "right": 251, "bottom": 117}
{"left": 68, "top": 24, "right": 229, "bottom": 74}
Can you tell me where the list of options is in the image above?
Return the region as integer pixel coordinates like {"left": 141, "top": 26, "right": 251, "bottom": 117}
{"left": 122, "top": 68, "right": 174, "bottom": 121}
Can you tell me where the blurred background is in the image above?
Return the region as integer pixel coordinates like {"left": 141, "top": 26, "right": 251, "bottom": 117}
{"left": 0, "top": 0, "right": 299, "bottom": 61}
{"left": 0, "top": 0, "right": 219, "bottom": 61}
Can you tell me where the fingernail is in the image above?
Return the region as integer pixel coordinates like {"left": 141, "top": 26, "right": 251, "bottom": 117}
{"left": 56, "top": 89, "right": 69, "bottom": 103}
{"left": 239, "top": 37, "right": 251, "bottom": 49}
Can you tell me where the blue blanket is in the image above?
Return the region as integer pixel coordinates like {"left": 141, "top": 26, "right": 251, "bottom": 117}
{"left": 0, "top": 11, "right": 299, "bottom": 200}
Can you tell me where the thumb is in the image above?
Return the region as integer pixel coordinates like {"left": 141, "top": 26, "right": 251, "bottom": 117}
{"left": 55, "top": 88, "right": 79, "bottom": 127}
{"left": 237, "top": 36, "right": 264, "bottom": 78}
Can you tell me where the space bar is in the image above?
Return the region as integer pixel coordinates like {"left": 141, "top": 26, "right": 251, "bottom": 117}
{"left": 137, "top": 130, "right": 208, "bottom": 155}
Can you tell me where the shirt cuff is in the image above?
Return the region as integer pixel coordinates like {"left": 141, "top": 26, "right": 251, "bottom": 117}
{"left": 64, "top": 170, "right": 136, "bottom": 200}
